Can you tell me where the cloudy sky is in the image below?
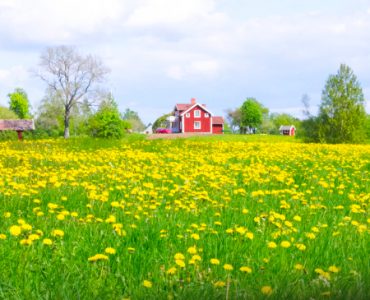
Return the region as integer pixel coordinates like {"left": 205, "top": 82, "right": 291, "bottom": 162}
{"left": 1, "top": 0, "right": 370, "bottom": 123}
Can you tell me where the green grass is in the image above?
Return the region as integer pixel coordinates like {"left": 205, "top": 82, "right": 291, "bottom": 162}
{"left": 0, "top": 136, "right": 369, "bottom": 299}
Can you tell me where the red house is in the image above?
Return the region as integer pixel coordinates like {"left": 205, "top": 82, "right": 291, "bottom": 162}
{"left": 171, "top": 98, "right": 224, "bottom": 134}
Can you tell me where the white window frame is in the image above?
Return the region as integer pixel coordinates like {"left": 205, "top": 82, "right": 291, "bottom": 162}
{"left": 205, "top": 113, "right": 209, "bottom": 118}
{"left": 194, "top": 110, "right": 201, "bottom": 118}
{"left": 194, "top": 121, "right": 201, "bottom": 129}
{"left": 186, "top": 113, "right": 190, "bottom": 118}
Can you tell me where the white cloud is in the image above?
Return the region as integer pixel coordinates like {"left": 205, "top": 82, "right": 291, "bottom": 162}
{"left": 0, "top": 0, "right": 125, "bottom": 44}
{"left": 1, "top": 1, "right": 370, "bottom": 122}
{"left": 0, "top": 65, "right": 28, "bottom": 84}
{"left": 126, "top": 0, "right": 215, "bottom": 27}
{"left": 166, "top": 60, "right": 220, "bottom": 80}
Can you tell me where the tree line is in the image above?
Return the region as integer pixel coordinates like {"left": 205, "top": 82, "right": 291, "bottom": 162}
{"left": 1, "top": 45, "right": 370, "bottom": 144}
{"left": 0, "top": 46, "right": 146, "bottom": 139}
{"left": 226, "top": 64, "right": 370, "bottom": 143}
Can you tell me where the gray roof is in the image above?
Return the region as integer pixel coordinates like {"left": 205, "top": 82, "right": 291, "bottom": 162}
{"left": 279, "top": 125, "right": 295, "bottom": 131}
{"left": 0, "top": 119, "right": 35, "bottom": 131}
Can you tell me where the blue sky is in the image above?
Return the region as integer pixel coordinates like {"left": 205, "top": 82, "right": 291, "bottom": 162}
{"left": 0, "top": 0, "right": 369, "bottom": 124}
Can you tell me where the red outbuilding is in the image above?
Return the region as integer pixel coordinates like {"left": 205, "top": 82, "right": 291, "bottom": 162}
{"left": 171, "top": 98, "right": 224, "bottom": 134}
{"left": 279, "top": 125, "right": 296, "bottom": 136}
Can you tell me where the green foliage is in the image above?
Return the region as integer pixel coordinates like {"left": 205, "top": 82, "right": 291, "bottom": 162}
{"left": 152, "top": 113, "right": 171, "bottom": 131}
{"left": 35, "top": 90, "right": 95, "bottom": 137}
{"left": 7, "top": 88, "right": 31, "bottom": 119}
{"left": 0, "top": 106, "right": 19, "bottom": 119}
{"left": 300, "top": 116, "right": 320, "bottom": 143}
{"left": 88, "top": 96, "right": 130, "bottom": 138}
{"left": 226, "top": 108, "right": 242, "bottom": 133}
{"left": 0, "top": 106, "right": 19, "bottom": 140}
{"left": 318, "top": 64, "right": 367, "bottom": 143}
{"left": 240, "top": 98, "right": 265, "bottom": 133}
{"left": 121, "top": 108, "right": 146, "bottom": 132}
{"left": 269, "top": 113, "right": 301, "bottom": 135}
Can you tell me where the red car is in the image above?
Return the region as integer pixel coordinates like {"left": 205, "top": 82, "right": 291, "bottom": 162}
{"left": 156, "top": 128, "right": 172, "bottom": 134}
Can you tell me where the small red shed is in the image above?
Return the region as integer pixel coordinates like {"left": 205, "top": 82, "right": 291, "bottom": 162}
{"left": 279, "top": 125, "right": 296, "bottom": 136}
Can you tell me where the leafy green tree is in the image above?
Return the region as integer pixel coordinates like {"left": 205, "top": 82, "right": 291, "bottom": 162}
{"left": 8, "top": 88, "right": 31, "bottom": 119}
{"left": 88, "top": 94, "right": 130, "bottom": 138}
{"left": 240, "top": 98, "right": 266, "bottom": 133}
{"left": 318, "top": 64, "right": 367, "bottom": 143}
{"left": 121, "top": 108, "right": 145, "bottom": 132}
{"left": 0, "top": 106, "right": 19, "bottom": 119}
{"left": 365, "top": 114, "right": 370, "bottom": 140}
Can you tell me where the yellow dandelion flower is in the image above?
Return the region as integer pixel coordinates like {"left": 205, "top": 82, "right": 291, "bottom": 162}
{"left": 28, "top": 234, "right": 40, "bottom": 241}
{"left": 143, "top": 280, "right": 152, "bottom": 288}
{"left": 223, "top": 264, "right": 233, "bottom": 271}
{"left": 88, "top": 254, "right": 109, "bottom": 262}
{"left": 246, "top": 232, "right": 254, "bottom": 240}
{"left": 51, "top": 229, "right": 64, "bottom": 237}
{"left": 295, "top": 243, "right": 306, "bottom": 251}
{"left": 4, "top": 212, "right": 11, "bottom": 218}
{"left": 0, "top": 234, "right": 6, "bottom": 240}
{"left": 267, "top": 241, "right": 277, "bottom": 249}
{"left": 20, "top": 239, "right": 32, "bottom": 245}
{"left": 56, "top": 214, "right": 65, "bottom": 221}
{"left": 213, "top": 281, "right": 226, "bottom": 288}
{"left": 21, "top": 224, "right": 32, "bottom": 231}
{"left": 9, "top": 225, "right": 22, "bottom": 236}
{"left": 261, "top": 286, "right": 273, "bottom": 296}
{"left": 328, "top": 265, "right": 340, "bottom": 273}
{"left": 42, "top": 238, "right": 53, "bottom": 245}
{"left": 293, "top": 215, "right": 301, "bottom": 222}
{"left": 187, "top": 246, "right": 197, "bottom": 254}
{"left": 167, "top": 267, "right": 177, "bottom": 275}
{"left": 280, "top": 241, "right": 291, "bottom": 248}
{"left": 190, "top": 233, "right": 200, "bottom": 240}
{"left": 305, "top": 232, "right": 316, "bottom": 239}
{"left": 294, "top": 264, "right": 304, "bottom": 270}
{"left": 175, "top": 259, "right": 186, "bottom": 268}
{"left": 210, "top": 258, "right": 220, "bottom": 265}
{"left": 192, "top": 254, "right": 201, "bottom": 261}
{"left": 105, "top": 247, "right": 116, "bottom": 255}
{"left": 240, "top": 266, "right": 252, "bottom": 273}
{"left": 174, "top": 253, "right": 185, "bottom": 260}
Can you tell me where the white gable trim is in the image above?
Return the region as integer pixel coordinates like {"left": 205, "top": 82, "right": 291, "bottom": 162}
{"left": 180, "top": 103, "right": 213, "bottom": 116}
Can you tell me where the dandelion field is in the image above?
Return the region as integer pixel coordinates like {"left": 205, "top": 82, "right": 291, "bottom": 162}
{"left": 0, "top": 136, "right": 369, "bottom": 299}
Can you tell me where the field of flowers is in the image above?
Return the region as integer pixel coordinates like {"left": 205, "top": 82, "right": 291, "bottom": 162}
{"left": 0, "top": 136, "right": 369, "bottom": 299}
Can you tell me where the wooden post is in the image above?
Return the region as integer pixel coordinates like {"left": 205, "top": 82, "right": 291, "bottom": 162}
{"left": 17, "top": 130, "right": 23, "bottom": 141}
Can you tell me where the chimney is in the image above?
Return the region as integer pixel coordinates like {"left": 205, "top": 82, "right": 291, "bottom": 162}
{"left": 191, "top": 98, "right": 196, "bottom": 105}
{"left": 202, "top": 104, "right": 206, "bottom": 107}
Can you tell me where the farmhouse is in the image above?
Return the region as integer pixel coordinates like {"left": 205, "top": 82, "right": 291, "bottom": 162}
{"left": 170, "top": 98, "right": 224, "bottom": 134}
{"left": 279, "top": 125, "right": 296, "bottom": 136}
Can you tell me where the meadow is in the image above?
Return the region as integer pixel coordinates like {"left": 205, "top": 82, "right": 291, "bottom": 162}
{"left": 0, "top": 135, "right": 369, "bottom": 299}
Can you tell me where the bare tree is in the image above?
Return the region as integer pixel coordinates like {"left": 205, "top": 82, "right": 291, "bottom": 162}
{"left": 36, "top": 46, "right": 109, "bottom": 138}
